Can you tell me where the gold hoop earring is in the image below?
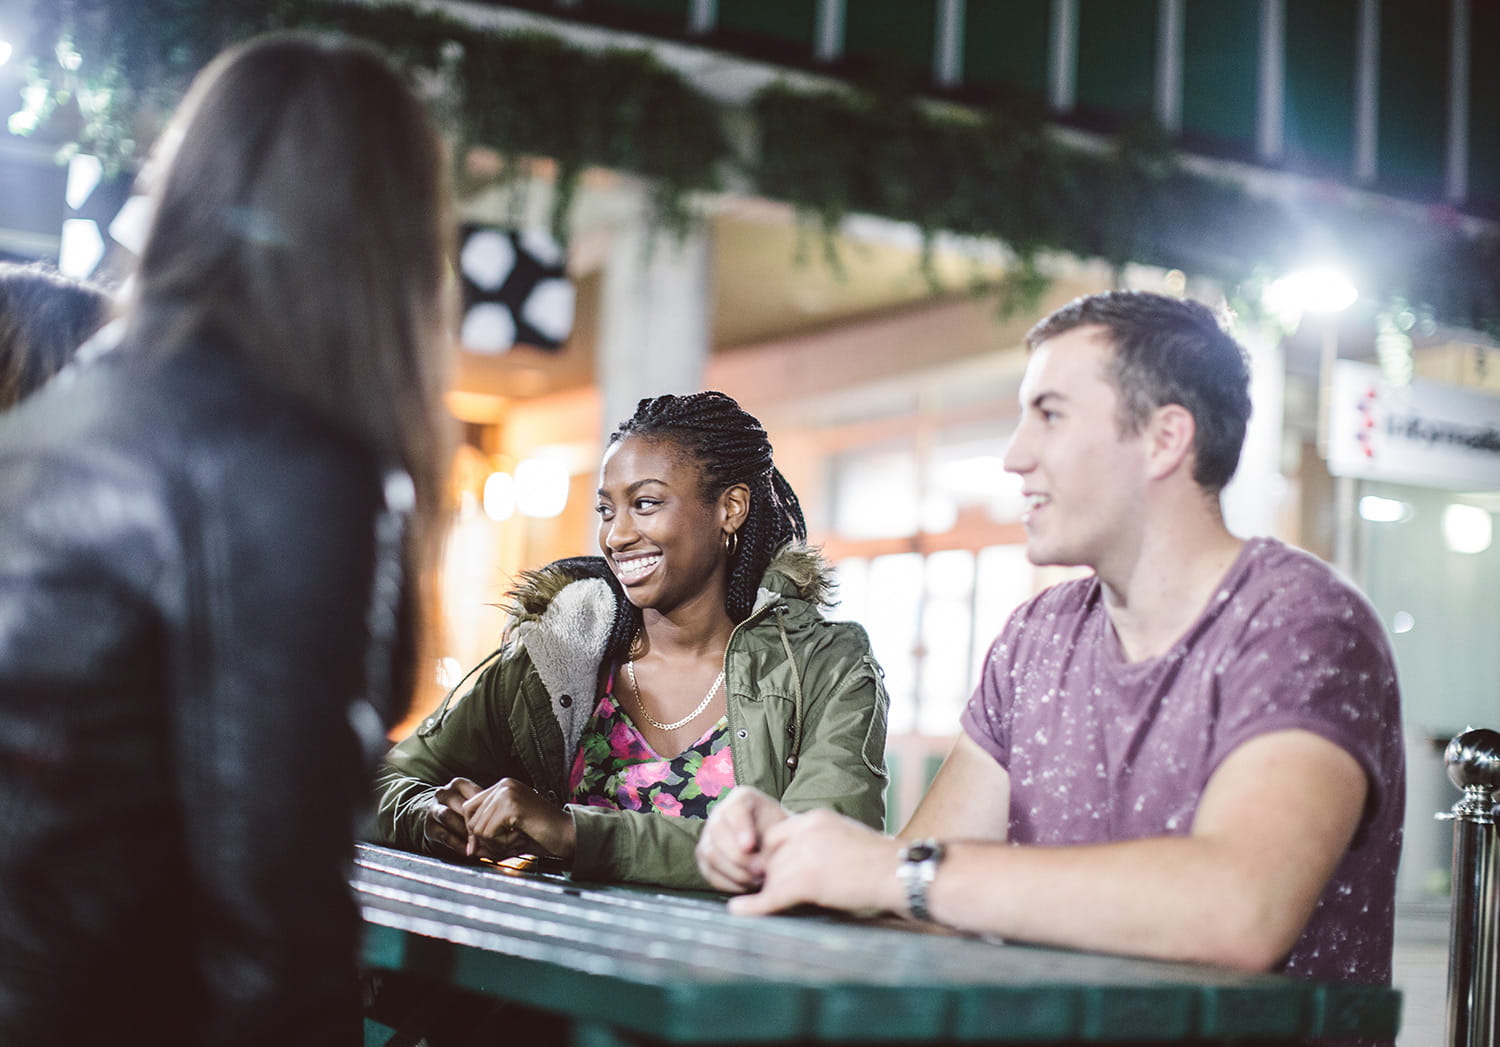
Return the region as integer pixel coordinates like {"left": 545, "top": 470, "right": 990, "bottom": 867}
{"left": 723, "top": 530, "right": 739, "bottom": 557}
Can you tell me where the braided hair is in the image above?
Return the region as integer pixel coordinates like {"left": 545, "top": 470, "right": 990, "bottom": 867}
{"left": 610, "top": 391, "right": 807, "bottom": 625}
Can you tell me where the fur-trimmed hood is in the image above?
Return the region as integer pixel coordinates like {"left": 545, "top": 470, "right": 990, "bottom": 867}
{"left": 754, "top": 544, "right": 836, "bottom": 609}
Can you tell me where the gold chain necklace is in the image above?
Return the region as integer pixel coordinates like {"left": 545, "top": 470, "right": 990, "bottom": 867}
{"left": 626, "top": 654, "right": 725, "bottom": 732}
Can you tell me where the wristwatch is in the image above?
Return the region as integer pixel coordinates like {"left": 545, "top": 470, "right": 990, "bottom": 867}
{"left": 897, "top": 838, "right": 946, "bottom": 922}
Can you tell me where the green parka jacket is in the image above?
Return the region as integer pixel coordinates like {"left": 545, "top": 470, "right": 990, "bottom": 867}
{"left": 374, "top": 546, "right": 890, "bottom": 890}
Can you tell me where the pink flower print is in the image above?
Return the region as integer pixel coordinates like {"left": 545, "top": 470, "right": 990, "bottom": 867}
{"left": 623, "top": 761, "right": 664, "bottom": 790}
{"left": 567, "top": 746, "right": 588, "bottom": 792}
{"left": 608, "top": 717, "right": 642, "bottom": 756}
{"left": 652, "top": 792, "right": 683, "bottom": 817}
{"left": 696, "top": 747, "right": 735, "bottom": 797}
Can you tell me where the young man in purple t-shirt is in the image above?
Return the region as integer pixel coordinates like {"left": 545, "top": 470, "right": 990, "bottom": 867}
{"left": 696, "top": 291, "right": 1404, "bottom": 989}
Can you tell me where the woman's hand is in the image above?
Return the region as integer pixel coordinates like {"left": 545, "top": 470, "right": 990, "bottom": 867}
{"left": 461, "top": 778, "right": 576, "bottom": 862}
{"left": 695, "top": 785, "right": 790, "bottom": 893}
{"left": 423, "top": 777, "right": 482, "bottom": 858}
{"left": 727, "top": 808, "right": 902, "bottom": 916}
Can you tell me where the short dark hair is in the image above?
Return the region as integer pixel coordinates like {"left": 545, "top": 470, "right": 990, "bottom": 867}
{"left": 610, "top": 391, "right": 806, "bottom": 622}
{"left": 1026, "top": 291, "right": 1252, "bottom": 494}
{"left": 0, "top": 263, "right": 110, "bottom": 410}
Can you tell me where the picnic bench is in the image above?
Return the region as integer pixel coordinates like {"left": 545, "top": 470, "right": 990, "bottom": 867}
{"left": 355, "top": 842, "right": 1400, "bottom": 1046}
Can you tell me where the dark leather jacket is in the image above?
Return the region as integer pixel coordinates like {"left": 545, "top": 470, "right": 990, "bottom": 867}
{"left": 0, "top": 333, "right": 401, "bottom": 1046}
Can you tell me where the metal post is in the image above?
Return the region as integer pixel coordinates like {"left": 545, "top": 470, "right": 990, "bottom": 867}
{"left": 1441, "top": 728, "right": 1500, "bottom": 1047}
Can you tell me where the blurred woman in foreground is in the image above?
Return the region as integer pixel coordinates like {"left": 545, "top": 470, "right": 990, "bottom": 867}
{"left": 0, "top": 33, "right": 452, "bottom": 1046}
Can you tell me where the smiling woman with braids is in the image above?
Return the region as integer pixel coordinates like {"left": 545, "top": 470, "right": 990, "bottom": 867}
{"left": 376, "top": 391, "right": 890, "bottom": 888}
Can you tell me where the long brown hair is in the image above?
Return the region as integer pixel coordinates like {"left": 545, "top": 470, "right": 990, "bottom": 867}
{"left": 125, "top": 32, "right": 456, "bottom": 709}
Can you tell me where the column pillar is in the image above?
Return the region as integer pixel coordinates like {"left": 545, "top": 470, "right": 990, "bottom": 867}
{"left": 596, "top": 196, "right": 713, "bottom": 439}
{"left": 1222, "top": 320, "right": 1288, "bottom": 540}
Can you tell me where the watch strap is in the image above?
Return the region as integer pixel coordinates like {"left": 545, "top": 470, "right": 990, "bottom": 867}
{"left": 898, "top": 839, "right": 945, "bottom": 922}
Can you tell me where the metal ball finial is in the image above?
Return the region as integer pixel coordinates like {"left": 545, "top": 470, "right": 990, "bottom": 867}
{"left": 1444, "top": 728, "right": 1500, "bottom": 793}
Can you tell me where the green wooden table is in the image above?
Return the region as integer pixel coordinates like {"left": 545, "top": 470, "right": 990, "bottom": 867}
{"left": 354, "top": 842, "right": 1399, "bottom": 1046}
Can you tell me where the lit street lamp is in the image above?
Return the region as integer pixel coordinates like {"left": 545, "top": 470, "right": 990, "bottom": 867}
{"left": 1263, "top": 265, "right": 1360, "bottom": 573}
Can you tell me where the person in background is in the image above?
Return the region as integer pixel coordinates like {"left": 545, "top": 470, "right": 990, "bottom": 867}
{"left": 699, "top": 292, "right": 1404, "bottom": 1011}
{"left": 377, "top": 390, "right": 889, "bottom": 889}
{"left": 0, "top": 262, "right": 110, "bottom": 409}
{"left": 0, "top": 33, "right": 453, "bottom": 1047}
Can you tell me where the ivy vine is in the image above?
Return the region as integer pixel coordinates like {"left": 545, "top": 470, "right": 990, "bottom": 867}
{"left": 11, "top": 0, "right": 1500, "bottom": 337}
{"left": 14, "top": 0, "right": 726, "bottom": 239}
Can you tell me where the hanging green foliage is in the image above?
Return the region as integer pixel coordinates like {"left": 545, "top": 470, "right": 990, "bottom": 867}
{"left": 10, "top": 0, "right": 1500, "bottom": 336}
{"left": 753, "top": 84, "right": 1500, "bottom": 337}
{"left": 14, "top": 0, "right": 726, "bottom": 238}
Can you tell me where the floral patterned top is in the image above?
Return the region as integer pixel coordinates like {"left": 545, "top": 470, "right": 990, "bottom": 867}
{"left": 567, "top": 682, "right": 736, "bottom": 818}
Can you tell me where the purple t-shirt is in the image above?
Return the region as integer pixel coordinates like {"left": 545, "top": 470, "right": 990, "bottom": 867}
{"left": 961, "top": 537, "right": 1404, "bottom": 986}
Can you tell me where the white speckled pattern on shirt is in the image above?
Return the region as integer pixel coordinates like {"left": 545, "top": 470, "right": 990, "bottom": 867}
{"left": 961, "top": 536, "right": 1405, "bottom": 993}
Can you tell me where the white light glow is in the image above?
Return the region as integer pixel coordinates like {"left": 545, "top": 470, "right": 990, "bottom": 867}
{"left": 1391, "top": 611, "right": 1415, "bottom": 635}
{"left": 515, "top": 455, "right": 569, "bottom": 518}
{"left": 461, "top": 303, "right": 515, "bottom": 354}
{"left": 66, "top": 154, "right": 102, "bottom": 210}
{"left": 832, "top": 451, "right": 919, "bottom": 540}
{"left": 1264, "top": 266, "right": 1358, "bottom": 321}
{"left": 9, "top": 83, "right": 49, "bottom": 136}
{"left": 108, "top": 194, "right": 154, "bottom": 255}
{"left": 522, "top": 277, "right": 575, "bottom": 343}
{"left": 934, "top": 455, "right": 1007, "bottom": 498}
{"left": 0, "top": 40, "right": 13, "bottom": 66}
{"left": 435, "top": 657, "right": 463, "bottom": 690}
{"left": 1358, "top": 495, "right": 1413, "bottom": 524}
{"left": 1443, "top": 503, "right": 1493, "bottom": 555}
{"left": 919, "top": 493, "right": 958, "bottom": 534}
{"left": 482, "top": 470, "right": 516, "bottom": 521}
{"left": 460, "top": 228, "right": 514, "bottom": 291}
{"left": 58, "top": 218, "right": 104, "bottom": 278}
{"left": 518, "top": 228, "right": 565, "bottom": 268}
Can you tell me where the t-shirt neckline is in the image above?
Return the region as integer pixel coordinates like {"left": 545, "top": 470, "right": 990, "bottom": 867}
{"left": 1097, "top": 537, "right": 1267, "bottom": 672}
